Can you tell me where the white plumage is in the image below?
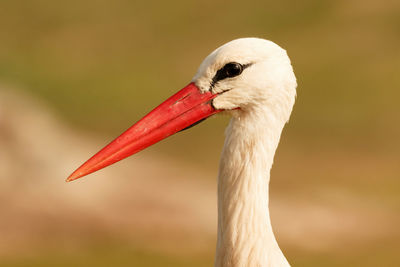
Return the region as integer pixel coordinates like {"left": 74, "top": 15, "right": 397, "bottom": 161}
{"left": 194, "top": 38, "right": 296, "bottom": 267}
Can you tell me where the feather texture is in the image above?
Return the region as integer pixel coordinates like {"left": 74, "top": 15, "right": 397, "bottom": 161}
{"left": 193, "top": 38, "right": 297, "bottom": 267}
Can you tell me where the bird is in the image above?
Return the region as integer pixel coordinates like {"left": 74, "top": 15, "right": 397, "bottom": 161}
{"left": 67, "top": 37, "right": 297, "bottom": 267}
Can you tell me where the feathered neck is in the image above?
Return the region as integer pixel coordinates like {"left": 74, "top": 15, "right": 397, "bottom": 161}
{"left": 215, "top": 106, "right": 290, "bottom": 267}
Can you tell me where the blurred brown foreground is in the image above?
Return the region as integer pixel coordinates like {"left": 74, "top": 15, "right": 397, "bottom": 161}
{"left": 0, "top": 86, "right": 399, "bottom": 266}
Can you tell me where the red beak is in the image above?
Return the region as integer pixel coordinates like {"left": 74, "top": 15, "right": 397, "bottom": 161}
{"left": 67, "top": 83, "right": 221, "bottom": 182}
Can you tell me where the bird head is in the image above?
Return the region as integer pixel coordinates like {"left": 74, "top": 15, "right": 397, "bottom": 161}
{"left": 67, "top": 38, "right": 296, "bottom": 181}
{"left": 194, "top": 38, "right": 296, "bottom": 121}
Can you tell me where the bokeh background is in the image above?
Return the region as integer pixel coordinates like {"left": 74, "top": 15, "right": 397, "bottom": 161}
{"left": 1, "top": 0, "right": 399, "bottom": 266}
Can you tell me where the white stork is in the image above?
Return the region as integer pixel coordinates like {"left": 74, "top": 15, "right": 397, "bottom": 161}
{"left": 67, "top": 38, "right": 297, "bottom": 267}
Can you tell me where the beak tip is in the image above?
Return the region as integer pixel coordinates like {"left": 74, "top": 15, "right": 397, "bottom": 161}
{"left": 66, "top": 171, "right": 83, "bottom": 182}
{"left": 65, "top": 176, "right": 75, "bottom": 182}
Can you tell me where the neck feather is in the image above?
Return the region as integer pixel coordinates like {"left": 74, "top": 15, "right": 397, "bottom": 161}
{"left": 215, "top": 107, "right": 290, "bottom": 267}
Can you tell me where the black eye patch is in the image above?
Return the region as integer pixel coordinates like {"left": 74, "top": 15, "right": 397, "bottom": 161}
{"left": 210, "top": 62, "right": 252, "bottom": 88}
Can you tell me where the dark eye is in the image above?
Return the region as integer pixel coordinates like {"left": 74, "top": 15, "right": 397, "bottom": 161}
{"left": 223, "top": 62, "right": 243, "bottom": 78}
{"left": 211, "top": 62, "right": 245, "bottom": 88}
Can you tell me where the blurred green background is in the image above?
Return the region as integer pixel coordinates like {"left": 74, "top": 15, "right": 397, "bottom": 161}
{"left": 0, "top": 0, "right": 399, "bottom": 266}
